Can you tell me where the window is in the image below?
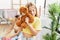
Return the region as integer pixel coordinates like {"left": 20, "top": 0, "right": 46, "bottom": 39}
{"left": 0, "top": 10, "right": 4, "bottom": 18}
{"left": 12, "top": 0, "right": 36, "bottom": 9}
{"left": 0, "top": 0, "right": 11, "bottom": 9}
{"left": 12, "top": 0, "right": 36, "bottom": 14}
{"left": 20, "top": 0, "right": 27, "bottom": 5}
{"left": 28, "top": 0, "right": 36, "bottom": 4}
{"left": 0, "top": 0, "right": 36, "bottom": 18}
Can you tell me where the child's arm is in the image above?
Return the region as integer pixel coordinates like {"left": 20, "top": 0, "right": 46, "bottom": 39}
{"left": 27, "top": 23, "right": 39, "bottom": 36}
{"left": 9, "top": 27, "right": 22, "bottom": 38}
{"left": 25, "top": 18, "right": 41, "bottom": 36}
{"left": 6, "top": 24, "right": 14, "bottom": 34}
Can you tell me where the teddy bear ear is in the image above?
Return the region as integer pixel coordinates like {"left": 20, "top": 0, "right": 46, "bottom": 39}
{"left": 19, "top": 5, "right": 25, "bottom": 10}
{"left": 24, "top": 8, "right": 27, "bottom": 11}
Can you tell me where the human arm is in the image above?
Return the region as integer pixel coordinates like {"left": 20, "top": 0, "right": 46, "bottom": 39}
{"left": 9, "top": 27, "right": 22, "bottom": 38}
{"left": 26, "top": 17, "right": 41, "bottom": 36}
{"left": 6, "top": 24, "right": 14, "bottom": 34}
{"left": 6, "top": 20, "right": 15, "bottom": 34}
{"left": 27, "top": 23, "right": 40, "bottom": 36}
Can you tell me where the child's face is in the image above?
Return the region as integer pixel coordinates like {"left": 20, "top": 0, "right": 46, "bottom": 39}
{"left": 29, "top": 6, "right": 36, "bottom": 16}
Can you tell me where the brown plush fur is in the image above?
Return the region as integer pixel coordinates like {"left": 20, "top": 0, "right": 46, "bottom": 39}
{"left": 16, "top": 7, "right": 34, "bottom": 28}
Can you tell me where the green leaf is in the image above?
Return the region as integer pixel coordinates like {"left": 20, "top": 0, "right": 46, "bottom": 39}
{"left": 43, "top": 34, "right": 52, "bottom": 40}
{"left": 48, "top": 3, "right": 60, "bottom": 16}
{"left": 43, "top": 3, "right": 60, "bottom": 40}
{"left": 43, "top": 26, "right": 51, "bottom": 30}
{"left": 52, "top": 32, "right": 57, "bottom": 40}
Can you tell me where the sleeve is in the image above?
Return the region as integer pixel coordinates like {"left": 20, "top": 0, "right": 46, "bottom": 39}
{"left": 34, "top": 18, "right": 42, "bottom": 30}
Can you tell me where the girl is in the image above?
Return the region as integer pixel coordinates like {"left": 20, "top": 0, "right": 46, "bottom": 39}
{"left": 19, "top": 3, "right": 42, "bottom": 40}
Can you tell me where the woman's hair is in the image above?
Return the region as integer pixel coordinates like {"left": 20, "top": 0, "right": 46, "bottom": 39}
{"left": 26, "top": 3, "right": 38, "bottom": 17}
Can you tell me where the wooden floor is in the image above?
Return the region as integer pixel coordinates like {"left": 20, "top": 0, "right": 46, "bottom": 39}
{"left": 0, "top": 24, "right": 14, "bottom": 37}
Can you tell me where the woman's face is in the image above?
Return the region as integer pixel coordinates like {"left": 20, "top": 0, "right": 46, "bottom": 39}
{"left": 29, "top": 6, "right": 36, "bottom": 16}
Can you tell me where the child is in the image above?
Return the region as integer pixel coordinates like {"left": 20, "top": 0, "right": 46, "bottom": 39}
{"left": 19, "top": 3, "right": 42, "bottom": 40}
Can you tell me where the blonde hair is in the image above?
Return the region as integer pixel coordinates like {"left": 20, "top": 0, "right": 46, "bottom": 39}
{"left": 26, "top": 3, "right": 38, "bottom": 17}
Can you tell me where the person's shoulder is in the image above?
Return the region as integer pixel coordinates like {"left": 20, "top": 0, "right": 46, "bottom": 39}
{"left": 34, "top": 17, "right": 40, "bottom": 21}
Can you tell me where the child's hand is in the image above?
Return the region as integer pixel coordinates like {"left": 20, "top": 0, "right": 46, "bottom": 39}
{"left": 5, "top": 28, "right": 12, "bottom": 34}
{"left": 25, "top": 17, "right": 29, "bottom": 24}
{"left": 25, "top": 17, "right": 33, "bottom": 28}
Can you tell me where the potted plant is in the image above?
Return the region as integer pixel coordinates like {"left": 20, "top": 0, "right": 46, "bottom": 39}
{"left": 43, "top": 3, "right": 60, "bottom": 40}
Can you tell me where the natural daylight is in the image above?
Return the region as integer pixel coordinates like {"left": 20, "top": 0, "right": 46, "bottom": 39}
{"left": 0, "top": 0, "right": 60, "bottom": 40}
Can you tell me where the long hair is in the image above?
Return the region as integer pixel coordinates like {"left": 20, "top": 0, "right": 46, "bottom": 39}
{"left": 26, "top": 3, "right": 38, "bottom": 17}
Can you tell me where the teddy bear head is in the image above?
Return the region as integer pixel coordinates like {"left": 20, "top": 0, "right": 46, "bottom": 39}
{"left": 20, "top": 7, "right": 28, "bottom": 15}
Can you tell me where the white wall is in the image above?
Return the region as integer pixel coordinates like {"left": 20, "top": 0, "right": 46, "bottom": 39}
{"left": 0, "top": 0, "right": 11, "bottom": 9}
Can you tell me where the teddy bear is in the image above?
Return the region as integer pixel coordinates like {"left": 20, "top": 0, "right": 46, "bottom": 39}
{"left": 19, "top": 7, "right": 34, "bottom": 28}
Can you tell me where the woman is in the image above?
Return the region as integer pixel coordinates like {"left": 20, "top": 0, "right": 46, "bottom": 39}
{"left": 20, "top": 3, "right": 42, "bottom": 40}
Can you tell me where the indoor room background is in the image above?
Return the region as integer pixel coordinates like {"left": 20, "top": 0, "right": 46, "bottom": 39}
{"left": 0, "top": 0, "right": 60, "bottom": 40}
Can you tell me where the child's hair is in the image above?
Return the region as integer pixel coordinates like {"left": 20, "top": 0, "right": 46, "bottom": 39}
{"left": 26, "top": 3, "right": 38, "bottom": 17}
{"left": 15, "top": 15, "right": 20, "bottom": 18}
